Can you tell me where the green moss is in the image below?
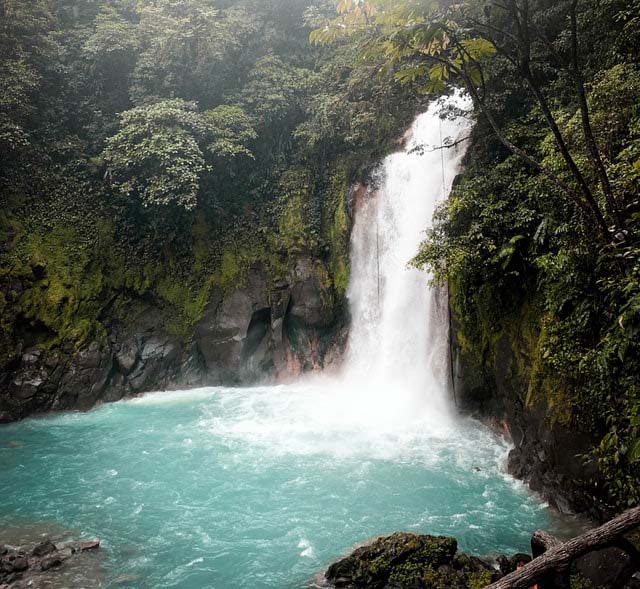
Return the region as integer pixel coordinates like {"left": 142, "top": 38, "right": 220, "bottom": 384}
{"left": 213, "top": 242, "right": 279, "bottom": 292}
{"left": 214, "top": 249, "right": 246, "bottom": 292}
{"left": 570, "top": 574, "right": 593, "bottom": 589}
{"left": 156, "top": 270, "right": 214, "bottom": 338}
{"left": 10, "top": 224, "right": 109, "bottom": 349}
{"left": 468, "top": 570, "right": 493, "bottom": 589}
{"left": 387, "top": 561, "right": 428, "bottom": 585}
{"left": 323, "top": 166, "right": 351, "bottom": 297}
{"left": 279, "top": 192, "right": 308, "bottom": 252}
{"left": 152, "top": 232, "right": 269, "bottom": 338}
{"left": 276, "top": 166, "right": 319, "bottom": 254}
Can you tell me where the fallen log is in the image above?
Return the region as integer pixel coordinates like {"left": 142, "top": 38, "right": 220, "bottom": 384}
{"left": 485, "top": 506, "right": 640, "bottom": 589}
{"left": 531, "top": 530, "right": 561, "bottom": 558}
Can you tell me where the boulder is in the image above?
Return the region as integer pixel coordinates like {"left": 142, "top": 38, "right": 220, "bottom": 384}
{"left": 573, "top": 546, "right": 637, "bottom": 588}
{"left": 40, "top": 554, "right": 64, "bottom": 571}
{"left": 325, "top": 532, "right": 498, "bottom": 589}
{"left": 0, "top": 536, "right": 100, "bottom": 585}
{"left": 31, "top": 540, "right": 56, "bottom": 557}
{"left": 79, "top": 540, "right": 100, "bottom": 551}
{"left": 0, "top": 551, "right": 28, "bottom": 574}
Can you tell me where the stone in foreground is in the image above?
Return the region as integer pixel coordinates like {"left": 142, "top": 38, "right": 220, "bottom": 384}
{"left": 325, "top": 532, "right": 498, "bottom": 589}
{"left": 0, "top": 536, "right": 100, "bottom": 587}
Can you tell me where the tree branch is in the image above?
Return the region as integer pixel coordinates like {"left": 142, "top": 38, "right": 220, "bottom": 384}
{"left": 569, "top": 0, "right": 622, "bottom": 228}
{"left": 408, "top": 134, "right": 473, "bottom": 154}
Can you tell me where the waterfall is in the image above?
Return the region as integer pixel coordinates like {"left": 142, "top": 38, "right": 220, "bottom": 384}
{"left": 341, "top": 92, "right": 473, "bottom": 421}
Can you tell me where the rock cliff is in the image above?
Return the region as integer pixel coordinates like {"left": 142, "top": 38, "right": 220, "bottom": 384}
{"left": 450, "top": 307, "right": 603, "bottom": 519}
{"left": 0, "top": 256, "right": 346, "bottom": 423}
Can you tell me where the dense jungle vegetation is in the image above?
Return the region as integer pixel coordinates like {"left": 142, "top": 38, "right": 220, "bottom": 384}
{"left": 312, "top": 0, "right": 640, "bottom": 511}
{"left": 2, "top": 0, "right": 639, "bottom": 513}
{"left": 0, "top": 0, "right": 417, "bottom": 359}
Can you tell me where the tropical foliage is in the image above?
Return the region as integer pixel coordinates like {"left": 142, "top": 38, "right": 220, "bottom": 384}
{"left": 0, "top": 0, "right": 417, "bottom": 367}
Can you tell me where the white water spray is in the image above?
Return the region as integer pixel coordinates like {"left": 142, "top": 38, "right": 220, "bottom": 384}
{"left": 341, "top": 92, "right": 473, "bottom": 422}
{"left": 142, "top": 93, "right": 476, "bottom": 455}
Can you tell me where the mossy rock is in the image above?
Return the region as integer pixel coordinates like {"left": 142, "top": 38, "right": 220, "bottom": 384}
{"left": 325, "top": 532, "right": 457, "bottom": 588}
{"left": 325, "top": 532, "right": 501, "bottom": 589}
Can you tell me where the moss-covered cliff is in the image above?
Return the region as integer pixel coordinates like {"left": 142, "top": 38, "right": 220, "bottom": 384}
{"left": 0, "top": 157, "right": 358, "bottom": 420}
{"left": 431, "top": 62, "right": 640, "bottom": 516}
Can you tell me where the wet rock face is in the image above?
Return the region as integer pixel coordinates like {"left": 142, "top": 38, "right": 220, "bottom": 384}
{"left": 193, "top": 260, "right": 343, "bottom": 384}
{"left": 450, "top": 315, "right": 602, "bottom": 518}
{"left": 288, "top": 257, "right": 334, "bottom": 328}
{"left": 324, "top": 532, "right": 498, "bottom": 589}
{"left": 0, "top": 258, "right": 346, "bottom": 422}
{"left": 0, "top": 319, "right": 192, "bottom": 422}
{"left": 194, "top": 271, "right": 264, "bottom": 383}
{"left": 506, "top": 418, "right": 599, "bottom": 517}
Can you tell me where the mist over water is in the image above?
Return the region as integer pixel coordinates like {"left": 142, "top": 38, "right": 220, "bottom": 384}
{"left": 0, "top": 95, "right": 559, "bottom": 588}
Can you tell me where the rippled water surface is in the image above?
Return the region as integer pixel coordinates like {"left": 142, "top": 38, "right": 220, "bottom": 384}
{"left": 0, "top": 383, "right": 557, "bottom": 588}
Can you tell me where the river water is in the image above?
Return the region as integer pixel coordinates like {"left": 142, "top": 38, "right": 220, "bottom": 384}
{"left": 0, "top": 95, "right": 559, "bottom": 587}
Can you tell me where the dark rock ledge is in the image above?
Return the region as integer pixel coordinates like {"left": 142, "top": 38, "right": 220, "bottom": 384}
{"left": 321, "top": 531, "right": 640, "bottom": 589}
{"left": 0, "top": 537, "right": 100, "bottom": 588}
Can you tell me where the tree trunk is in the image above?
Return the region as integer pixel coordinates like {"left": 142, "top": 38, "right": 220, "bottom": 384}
{"left": 530, "top": 530, "right": 569, "bottom": 589}
{"left": 531, "top": 530, "right": 561, "bottom": 558}
{"left": 485, "top": 506, "right": 640, "bottom": 589}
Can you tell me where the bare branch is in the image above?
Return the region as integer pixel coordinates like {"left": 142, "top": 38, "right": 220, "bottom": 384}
{"left": 408, "top": 134, "right": 473, "bottom": 154}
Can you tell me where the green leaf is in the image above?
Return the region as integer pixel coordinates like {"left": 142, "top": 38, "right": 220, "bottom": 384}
{"left": 629, "top": 439, "right": 640, "bottom": 463}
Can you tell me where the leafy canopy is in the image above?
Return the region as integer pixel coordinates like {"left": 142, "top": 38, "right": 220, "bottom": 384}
{"left": 102, "top": 99, "right": 255, "bottom": 210}
{"left": 0, "top": 0, "right": 57, "bottom": 154}
{"left": 310, "top": 0, "right": 496, "bottom": 93}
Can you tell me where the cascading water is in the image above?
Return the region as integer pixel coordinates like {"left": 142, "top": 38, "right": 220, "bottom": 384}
{"left": 0, "top": 95, "right": 562, "bottom": 589}
{"left": 343, "top": 92, "right": 472, "bottom": 420}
